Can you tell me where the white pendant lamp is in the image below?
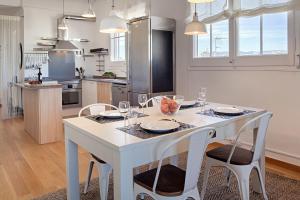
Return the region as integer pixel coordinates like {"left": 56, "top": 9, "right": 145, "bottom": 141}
{"left": 58, "top": 0, "right": 68, "bottom": 30}
{"left": 82, "top": 0, "right": 96, "bottom": 18}
{"left": 188, "top": 0, "right": 215, "bottom": 3}
{"left": 185, "top": 4, "right": 207, "bottom": 35}
{"left": 99, "top": 0, "right": 128, "bottom": 34}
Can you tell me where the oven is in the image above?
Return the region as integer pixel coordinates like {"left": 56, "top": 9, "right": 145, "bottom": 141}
{"left": 61, "top": 80, "right": 82, "bottom": 109}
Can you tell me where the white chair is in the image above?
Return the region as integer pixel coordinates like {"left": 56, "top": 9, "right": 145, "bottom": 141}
{"left": 79, "top": 103, "right": 118, "bottom": 200}
{"left": 145, "top": 96, "right": 163, "bottom": 108}
{"left": 201, "top": 112, "right": 273, "bottom": 200}
{"left": 133, "top": 127, "right": 216, "bottom": 200}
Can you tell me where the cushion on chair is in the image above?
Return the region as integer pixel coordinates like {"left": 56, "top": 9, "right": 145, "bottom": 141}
{"left": 91, "top": 154, "right": 106, "bottom": 164}
{"left": 134, "top": 164, "right": 186, "bottom": 197}
{"left": 206, "top": 145, "right": 253, "bottom": 165}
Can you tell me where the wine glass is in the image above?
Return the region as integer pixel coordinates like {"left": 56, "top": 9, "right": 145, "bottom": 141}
{"left": 128, "top": 106, "right": 139, "bottom": 127}
{"left": 119, "top": 101, "right": 130, "bottom": 128}
{"left": 198, "top": 87, "right": 207, "bottom": 111}
{"left": 138, "top": 94, "right": 148, "bottom": 114}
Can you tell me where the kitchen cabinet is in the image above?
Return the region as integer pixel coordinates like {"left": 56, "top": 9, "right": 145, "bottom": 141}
{"left": 82, "top": 80, "right": 113, "bottom": 106}
{"left": 97, "top": 82, "right": 112, "bottom": 104}
{"left": 82, "top": 80, "right": 98, "bottom": 107}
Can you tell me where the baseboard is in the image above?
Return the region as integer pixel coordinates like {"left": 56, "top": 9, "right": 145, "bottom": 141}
{"left": 266, "top": 157, "right": 300, "bottom": 174}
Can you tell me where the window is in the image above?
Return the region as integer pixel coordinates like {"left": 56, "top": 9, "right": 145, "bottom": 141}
{"left": 238, "top": 12, "right": 288, "bottom": 56}
{"left": 110, "top": 33, "right": 126, "bottom": 62}
{"left": 192, "top": 11, "right": 293, "bottom": 67}
{"left": 194, "top": 20, "right": 229, "bottom": 58}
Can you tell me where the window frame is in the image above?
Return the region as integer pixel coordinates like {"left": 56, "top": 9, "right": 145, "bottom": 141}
{"left": 190, "top": 10, "right": 295, "bottom": 68}
{"left": 110, "top": 33, "right": 127, "bottom": 66}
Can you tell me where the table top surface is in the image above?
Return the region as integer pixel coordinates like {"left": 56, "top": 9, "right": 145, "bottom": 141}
{"left": 64, "top": 102, "right": 266, "bottom": 151}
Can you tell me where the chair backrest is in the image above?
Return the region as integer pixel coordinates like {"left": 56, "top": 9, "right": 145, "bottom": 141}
{"left": 78, "top": 103, "right": 118, "bottom": 117}
{"left": 152, "top": 127, "right": 216, "bottom": 194}
{"left": 227, "top": 112, "right": 273, "bottom": 164}
{"left": 145, "top": 96, "right": 162, "bottom": 108}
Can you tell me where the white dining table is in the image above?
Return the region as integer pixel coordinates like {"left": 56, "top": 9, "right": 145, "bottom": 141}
{"left": 64, "top": 102, "right": 266, "bottom": 200}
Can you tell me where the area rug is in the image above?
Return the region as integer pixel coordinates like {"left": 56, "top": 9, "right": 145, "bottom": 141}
{"left": 33, "top": 154, "right": 300, "bottom": 200}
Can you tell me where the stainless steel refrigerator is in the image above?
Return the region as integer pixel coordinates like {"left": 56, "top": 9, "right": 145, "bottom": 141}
{"left": 128, "top": 16, "right": 176, "bottom": 106}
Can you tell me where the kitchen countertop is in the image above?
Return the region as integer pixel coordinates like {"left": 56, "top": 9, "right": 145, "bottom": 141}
{"left": 15, "top": 82, "right": 63, "bottom": 89}
{"left": 83, "top": 77, "right": 128, "bottom": 85}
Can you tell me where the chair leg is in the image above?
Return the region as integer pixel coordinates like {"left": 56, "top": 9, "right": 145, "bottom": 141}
{"left": 96, "top": 163, "right": 112, "bottom": 200}
{"left": 256, "top": 165, "right": 268, "bottom": 200}
{"left": 169, "top": 155, "right": 178, "bottom": 166}
{"left": 201, "top": 159, "right": 212, "bottom": 200}
{"left": 237, "top": 175, "right": 250, "bottom": 200}
{"left": 140, "top": 193, "right": 145, "bottom": 200}
{"left": 192, "top": 188, "right": 201, "bottom": 200}
{"left": 84, "top": 160, "right": 94, "bottom": 194}
{"left": 226, "top": 170, "right": 232, "bottom": 187}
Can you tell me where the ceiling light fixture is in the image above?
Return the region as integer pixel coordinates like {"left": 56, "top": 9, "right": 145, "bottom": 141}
{"left": 188, "top": 0, "right": 215, "bottom": 3}
{"left": 184, "top": 3, "right": 207, "bottom": 35}
{"left": 58, "top": 0, "right": 68, "bottom": 30}
{"left": 99, "top": 0, "right": 128, "bottom": 34}
{"left": 82, "top": 0, "right": 96, "bottom": 18}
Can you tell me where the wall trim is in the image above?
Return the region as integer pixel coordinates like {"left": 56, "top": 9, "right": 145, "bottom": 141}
{"left": 187, "top": 65, "right": 300, "bottom": 72}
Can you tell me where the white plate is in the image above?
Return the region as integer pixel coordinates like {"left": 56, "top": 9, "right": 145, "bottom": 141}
{"left": 140, "top": 120, "right": 180, "bottom": 133}
{"left": 213, "top": 107, "right": 244, "bottom": 115}
{"left": 99, "top": 112, "right": 122, "bottom": 119}
{"left": 181, "top": 100, "right": 197, "bottom": 108}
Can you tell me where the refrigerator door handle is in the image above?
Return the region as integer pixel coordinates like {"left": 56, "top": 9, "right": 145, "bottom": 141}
{"left": 19, "top": 43, "right": 23, "bottom": 69}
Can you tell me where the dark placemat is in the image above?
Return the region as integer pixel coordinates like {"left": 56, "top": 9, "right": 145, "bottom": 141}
{"left": 86, "top": 112, "right": 148, "bottom": 124}
{"left": 180, "top": 102, "right": 209, "bottom": 110}
{"left": 117, "top": 121, "right": 196, "bottom": 139}
{"left": 180, "top": 103, "right": 202, "bottom": 110}
{"left": 197, "top": 109, "right": 255, "bottom": 119}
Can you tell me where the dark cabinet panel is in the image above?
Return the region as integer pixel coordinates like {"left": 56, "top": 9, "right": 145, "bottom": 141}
{"left": 152, "top": 30, "right": 173, "bottom": 93}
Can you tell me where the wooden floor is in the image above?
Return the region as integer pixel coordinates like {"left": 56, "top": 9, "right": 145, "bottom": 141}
{"left": 0, "top": 117, "right": 299, "bottom": 200}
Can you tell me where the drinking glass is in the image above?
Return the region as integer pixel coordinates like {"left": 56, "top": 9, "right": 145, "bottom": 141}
{"left": 138, "top": 94, "right": 148, "bottom": 114}
{"left": 119, "top": 101, "right": 130, "bottom": 128}
{"left": 128, "top": 106, "right": 139, "bottom": 127}
{"left": 198, "top": 87, "right": 207, "bottom": 111}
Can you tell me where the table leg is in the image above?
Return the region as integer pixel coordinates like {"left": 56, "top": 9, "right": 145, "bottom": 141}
{"left": 65, "top": 138, "right": 80, "bottom": 200}
{"left": 252, "top": 128, "right": 264, "bottom": 193}
{"left": 113, "top": 151, "right": 134, "bottom": 200}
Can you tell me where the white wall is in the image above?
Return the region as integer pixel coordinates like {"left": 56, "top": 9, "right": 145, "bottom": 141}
{"left": 0, "top": 0, "right": 21, "bottom": 7}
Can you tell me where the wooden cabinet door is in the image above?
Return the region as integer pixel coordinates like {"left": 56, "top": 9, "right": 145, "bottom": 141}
{"left": 97, "top": 82, "right": 112, "bottom": 104}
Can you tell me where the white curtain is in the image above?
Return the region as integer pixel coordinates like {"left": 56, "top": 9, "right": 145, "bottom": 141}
{"left": 0, "top": 15, "right": 22, "bottom": 119}
{"left": 187, "top": 0, "right": 300, "bottom": 23}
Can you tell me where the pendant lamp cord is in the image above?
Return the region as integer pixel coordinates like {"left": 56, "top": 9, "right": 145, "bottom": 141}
{"left": 194, "top": 3, "right": 197, "bottom": 17}
{"left": 63, "top": 0, "right": 65, "bottom": 16}
{"left": 112, "top": 0, "right": 115, "bottom": 10}
{"left": 88, "top": 0, "right": 92, "bottom": 10}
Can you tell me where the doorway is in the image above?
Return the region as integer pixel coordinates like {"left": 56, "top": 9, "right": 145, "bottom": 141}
{"left": 0, "top": 6, "right": 24, "bottom": 119}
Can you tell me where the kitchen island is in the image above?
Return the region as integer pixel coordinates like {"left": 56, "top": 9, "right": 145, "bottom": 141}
{"left": 16, "top": 83, "right": 63, "bottom": 144}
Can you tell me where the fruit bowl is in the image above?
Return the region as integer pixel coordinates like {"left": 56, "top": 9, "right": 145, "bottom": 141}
{"left": 159, "top": 95, "right": 184, "bottom": 116}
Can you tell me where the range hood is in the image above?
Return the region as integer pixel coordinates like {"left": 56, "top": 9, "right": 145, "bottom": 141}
{"left": 52, "top": 18, "right": 80, "bottom": 52}
{"left": 51, "top": 40, "right": 79, "bottom": 52}
{"left": 39, "top": 16, "right": 91, "bottom": 52}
